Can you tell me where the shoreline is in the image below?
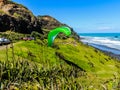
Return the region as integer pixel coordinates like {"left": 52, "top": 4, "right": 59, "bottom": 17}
{"left": 102, "top": 50, "right": 120, "bottom": 60}
{"left": 88, "top": 43, "right": 120, "bottom": 55}
{"left": 80, "top": 41, "right": 120, "bottom": 60}
{"left": 89, "top": 44, "right": 120, "bottom": 60}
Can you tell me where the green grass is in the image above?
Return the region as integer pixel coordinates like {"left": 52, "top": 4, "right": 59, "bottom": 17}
{"left": 0, "top": 38, "right": 120, "bottom": 89}
{"left": 56, "top": 38, "right": 119, "bottom": 78}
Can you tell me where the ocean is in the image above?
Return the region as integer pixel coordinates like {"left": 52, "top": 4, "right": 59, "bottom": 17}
{"left": 79, "top": 33, "right": 120, "bottom": 55}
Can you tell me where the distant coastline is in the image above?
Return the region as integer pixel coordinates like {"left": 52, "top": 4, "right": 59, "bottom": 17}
{"left": 79, "top": 33, "right": 120, "bottom": 60}
{"left": 90, "top": 44, "right": 120, "bottom": 60}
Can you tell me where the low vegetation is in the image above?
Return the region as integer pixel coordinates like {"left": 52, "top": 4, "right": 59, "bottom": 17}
{"left": 0, "top": 0, "right": 120, "bottom": 89}
{"left": 0, "top": 35, "right": 120, "bottom": 89}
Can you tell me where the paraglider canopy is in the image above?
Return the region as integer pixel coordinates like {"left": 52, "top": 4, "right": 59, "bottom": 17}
{"left": 48, "top": 26, "right": 71, "bottom": 46}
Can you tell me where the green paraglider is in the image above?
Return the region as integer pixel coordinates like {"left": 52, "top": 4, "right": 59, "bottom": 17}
{"left": 48, "top": 26, "right": 71, "bottom": 46}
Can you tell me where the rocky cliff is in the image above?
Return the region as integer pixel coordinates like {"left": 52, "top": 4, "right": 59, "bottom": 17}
{"left": 0, "top": 0, "right": 41, "bottom": 33}
{"left": 0, "top": 0, "right": 80, "bottom": 40}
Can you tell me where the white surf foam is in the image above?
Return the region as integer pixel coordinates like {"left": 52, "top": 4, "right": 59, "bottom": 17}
{"left": 81, "top": 36, "right": 120, "bottom": 51}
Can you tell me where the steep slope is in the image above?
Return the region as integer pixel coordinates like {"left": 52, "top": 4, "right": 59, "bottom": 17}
{"left": 0, "top": 0, "right": 120, "bottom": 89}
{"left": 1, "top": 38, "right": 120, "bottom": 89}
{"left": 0, "top": 0, "right": 42, "bottom": 33}
{"left": 0, "top": 0, "right": 80, "bottom": 40}
{"left": 0, "top": 38, "right": 119, "bottom": 78}
{"left": 37, "top": 15, "right": 80, "bottom": 40}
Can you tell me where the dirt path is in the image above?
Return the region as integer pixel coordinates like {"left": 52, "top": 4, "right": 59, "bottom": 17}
{"left": 0, "top": 42, "right": 22, "bottom": 50}
{"left": 0, "top": 44, "right": 12, "bottom": 50}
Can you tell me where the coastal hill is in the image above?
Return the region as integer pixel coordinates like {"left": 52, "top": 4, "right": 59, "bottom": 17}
{"left": 0, "top": 0, "right": 79, "bottom": 40}
{"left": 0, "top": 0, "right": 120, "bottom": 90}
{"left": 0, "top": 0, "right": 38, "bottom": 33}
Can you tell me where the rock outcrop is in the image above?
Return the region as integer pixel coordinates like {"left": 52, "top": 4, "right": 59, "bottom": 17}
{"left": 0, "top": 0, "right": 80, "bottom": 40}
{"left": 0, "top": 0, "right": 42, "bottom": 33}
{"left": 38, "top": 15, "right": 80, "bottom": 40}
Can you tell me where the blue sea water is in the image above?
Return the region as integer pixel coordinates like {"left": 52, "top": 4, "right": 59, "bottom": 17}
{"left": 79, "top": 33, "right": 120, "bottom": 55}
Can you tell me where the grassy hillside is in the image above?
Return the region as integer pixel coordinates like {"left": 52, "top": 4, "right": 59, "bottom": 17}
{"left": 0, "top": 1, "right": 120, "bottom": 90}
{"left": 1, "top": 38, "right": 120, "bottom": 89}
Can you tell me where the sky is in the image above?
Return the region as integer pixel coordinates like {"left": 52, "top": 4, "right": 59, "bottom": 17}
{"left": 13, "top": 0, "right": 120, "bottom": 33}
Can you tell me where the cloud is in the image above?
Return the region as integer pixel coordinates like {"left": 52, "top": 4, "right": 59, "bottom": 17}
{"left": 97, "top": 26, "right": 112, "bottom": 30}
